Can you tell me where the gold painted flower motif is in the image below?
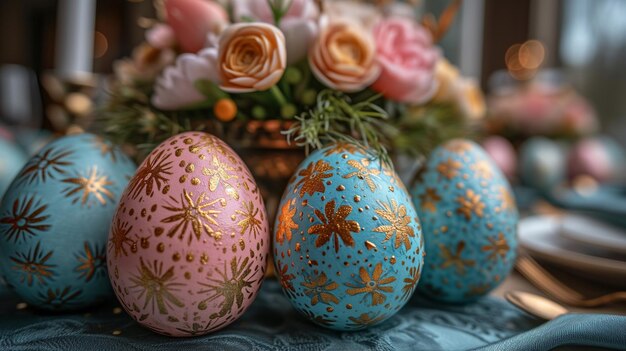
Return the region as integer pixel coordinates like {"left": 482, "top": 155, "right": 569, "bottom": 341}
{"left": 128, "top": 148, "right": 172, "bottom": 199}
{"left": 276, "top": 260, "right": 295, "bottom": 293}
{"left": 10, "top": 242, "right": 55, "bottom": 286}
{"left": 343, "top": 158, "right": 380, "bottom": 192}
{"left": 345, "top": 263, "right": 396, "bottom": 306}
{"left": 295, "top": 160, "right": 334, "bottom": 198}
{"left": 499, "top": 186, "right": 515, "bottom": 211}
{"left": 439, "top": 241, "right": 475, "bottom": 275}
{"left": 109, "top": 218, "right": 134, "bottom": 257}
{"left": 436, "top": 158, "right": 462, "bottom": 180}
{"left": 75, "top": 242, "right": 106, "bottom": 282}
{"left": 275, "top": 199, "right": 298, "bottom": 244}
{"left": 38, "top": 286, "right": 82, "bottom": 309}
{"left": 301, "top": 272, "right": 339, "bottom": 306}
{"left": 91, "top": 136, "right": 120, "bottom": 163}
{"left": 308, "top": 200, "right": 360, "bottom": 253}
{"left": 471, "top": 160, "right": 493, "bottom": 180}
{"left": 347, "top": 312, "right": 386, "bottom": 328}
{"left": 202, "top": 155, "right": 239, "bottom": 200}
{"left": 323, "top": 142, "right": 361, "bottom": 156}
{"left": 61, "top": 167, "right": 115, "bottom": 206}
{"left": 301, "top": 309, "right": 336, "bottom": 327}
{"left": 197, "top": 256, "right": 255, "bottom": 319}
{"left": 373, "top": 199, "right": 415, "bottom": 250}
{"left": 402, "top": 266, "right": 421, "bottom": 300}
{"left": 130, "top": 258, "right": 185, "bottom": 315}
{"left": 481, "top": 233, "right": 510, "bottom": 262}
{"left": 235, "top": 201, "right": 263, "bottom": 238}
{"left": 19, "top": 146, "right": 73, "bottom": 184}
{"left": 161, "top": 190, "right": 226, "bottom": 243}
{"left": 0, "top": 196, "right": 51, "bottom": 243}
{"left": 445, "top": 139, "right": 472, "bottom": 154}
{"left": 419, "top": 188, "right": 441, "bottom": 212}
{"left": 456, "top": 189, "right": 485, "bottom": 220}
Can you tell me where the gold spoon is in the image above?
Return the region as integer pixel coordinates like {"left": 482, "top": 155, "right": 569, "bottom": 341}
{"left": 505, "top": 291, "right": 569, "bottom": 320}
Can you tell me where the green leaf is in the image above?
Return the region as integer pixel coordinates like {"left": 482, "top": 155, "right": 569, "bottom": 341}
{"left": 194, "top": 79, "right": 228, "bottom": 102}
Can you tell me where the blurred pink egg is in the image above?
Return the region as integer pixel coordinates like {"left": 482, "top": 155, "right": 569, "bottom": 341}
{"left": 107, "top": 132, "right": 269, "bottom": 336}
{"left": 568, "top": 138, "right": 613, "bottom": 183}
{"left": 482, "top": 136, "right": 517, "bottom": 180}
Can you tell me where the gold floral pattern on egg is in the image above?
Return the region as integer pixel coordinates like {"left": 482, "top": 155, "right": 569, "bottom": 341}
{"left": 402, "top": 266, "right": 421, "bottom": 300}
{"left": 308, "top": 200, "right": 360, "bottom": 252}
{"left": 0, "top": 195, "right": 51, "bottom": 243}
{"left": 75, "top": 242, "right": 106, "bottom": 282}
{"left": 301, "top": 272, "right": 339, "bottom": 306}
{"left": 343, "top": 158, "right": 380, "bottom": 192}
{"left": 235, "top": 201, "right": 263, "bottom": 238}
{"left": 436, "top": 158, "right": 462, "bottom": 180}
{"left": 456, "top": 189, "right": 485, "bottom": 220}
{"left": 10, "top": 242, "right": 55, "bottom": 286}
{"left": 130, "top": 258, "right": 185, "bottom": 315}
{"left": 347, "top": 312, "right": 386, "bottom": 328}
{"left": 345, "top": 263, "right": 396, "bottom": 306}
{"left": 471, "top": 160, "right": 493, "bottom": 180}
{"left": 38, "top": 286, "right": 82, "bottom": 309}
{"left": 18, "top": 146, "right": 74, "bottom": 184}
{"left": 295, "top": 160, "right": 334, "bottom": 197}
{"left": 481, "top": 233, "right": 510, "bottom": 263}
{"left": 275, "top": 199, "right": 297, "bottom": 244}
{"left": 419, "top": 188, "right": 441, "bottom": 212}
{"left": 202, "top": 155, "right": 239, "bottom": 200}
{"left": 109, "top": 218, "right": 135, "bottom": 258}
{"left": 439, "top": 241, "right": 475, "bottom": 275}
{"left": 276, "top": 260, "right": 295, "bottom": 293}
{"left": 128, "top": 149, "right": 173, "bottom": 199}
{"left": 161, "top": 190, "right": 226, "bottom": 243}
{"left": 373, "top": 199, "right": 415, "bottom": 250}
{"left": 61, "top": 167, "right": 115, "bottom": 206}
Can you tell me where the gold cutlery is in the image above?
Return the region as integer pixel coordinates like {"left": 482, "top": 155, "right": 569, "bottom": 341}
{"left": 505, "top": 290, "right": 569, "bottom": 320}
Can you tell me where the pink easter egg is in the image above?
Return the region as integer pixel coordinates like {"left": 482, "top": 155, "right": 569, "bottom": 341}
{"left": 107, "top": 132, "right": 269, "bottom": 336}
{"left": 482, "top": 136, "right": 517, "bottom": 180}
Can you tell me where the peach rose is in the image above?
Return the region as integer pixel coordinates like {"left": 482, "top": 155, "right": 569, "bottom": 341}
{"left": 431, "top": 58, "right": 461, "bottom": 103}
{"left": 165, "top": 0, "right": 228, "bottom": 53}
{"left": 371, "top": 18, "right": 440, "bottom": 104}
{"left": 218, "top": 23, "right": 286, "bottom": 93}
{"left": 309, "top": 21, "right": 380, "bottom": 92}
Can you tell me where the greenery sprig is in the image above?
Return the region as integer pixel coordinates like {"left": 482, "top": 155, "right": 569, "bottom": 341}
{"left": 283, "top": 90, "right": 392, "bottom": 166}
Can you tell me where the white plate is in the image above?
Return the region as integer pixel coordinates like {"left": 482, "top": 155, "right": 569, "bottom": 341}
{"left": 518, "top": 216, "right": 626, "bottom": 282}
{"left": 560, "top": 215, "right": 626, "bottom": 255}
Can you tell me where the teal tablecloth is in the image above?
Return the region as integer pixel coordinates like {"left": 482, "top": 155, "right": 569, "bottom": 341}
{"left": 1, "top": 279, "right": 624, "bottom": 350}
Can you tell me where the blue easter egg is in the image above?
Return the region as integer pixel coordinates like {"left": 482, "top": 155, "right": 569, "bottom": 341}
{"left": 519, "top": 137, "right": 566, "bottom": 190}
{"left": 411, "top": 139, "right": 518, "bottom": 303}
{"left": 0, "top": 138, "right": 28, "bottom": 198}
{"left": 273, "top": 144, "right": 424, "bottom": 331}
{"left": 0, "top": 133, "right": 135, "bottom": 310}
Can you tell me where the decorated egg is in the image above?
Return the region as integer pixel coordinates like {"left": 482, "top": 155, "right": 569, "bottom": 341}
{"left": 0, "top": 137, "right": 28, "bottom": 197}
{"left": 107, "top": 132, "right": 269, "bottom": 337}
{"left": 0, "top": 133, "right": 135, "bottom": 310}
{"left": 273, "top": 143, "right": 424, "bottom": 331}
{"left": 411, "top": 139, "right": 518, "bottom": 303}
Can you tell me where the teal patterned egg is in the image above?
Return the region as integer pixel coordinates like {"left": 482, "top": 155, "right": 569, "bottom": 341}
{"left": 411, "top": 139, "right": 518, "bottom": 303}
{"left": 273, "top": 144, "right": 424, "bottom": 331}
{"left": 0, "top": 133, "right": 135, "bottom": 310}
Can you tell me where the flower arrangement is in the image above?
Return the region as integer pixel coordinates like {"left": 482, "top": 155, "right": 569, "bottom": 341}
{"left": 102, "top": 0, "right": 483, "bottom": 164}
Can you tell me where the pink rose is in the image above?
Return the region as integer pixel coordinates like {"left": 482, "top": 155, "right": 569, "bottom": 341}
{"left": 165, "top": 0, "right": 228, "bottom": 53}
{"left": 371, "top": 18, "right": 440, "bottom": 104}
{"left": 233, "top": 0, "right": 318, "bottom": 64}
{"left": 146, "top": 24, "right": 176, "bottom": 49}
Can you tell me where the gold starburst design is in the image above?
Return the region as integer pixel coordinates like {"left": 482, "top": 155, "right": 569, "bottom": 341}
{"left": 323, "top": 142, "right": 360, "bottom": 156}
{"left": 471, "top": 160, "right": 493, "bottom": 180}
{"left": 402, "top": 266, "right": 421, "bottom": 300}
{"left": 275, "top": 199, "right": 298, "bottom": 244}
{"left": 465, "top": 283, "right": 492, "bottom": 297}
{"left": 343, "top": 158, "right": 380, "bottom": 192}
{"left": 109, "top": 218, "right": 134, "bottom": 257}
{"left": 127, "top": 148, "right": 172, "bottom": 199}
{"left": 197, "top": 256, "right": 256, "bottom": 319}
{"left": 499, "top": 186, "right": 515, "bottom": 211}
{"left": 161, "top": 190, "right": 226, "bottom": 243}
{"left": 202, "top": 155, "right": 239, "bottom": 200}
{"left": 61, "top": 167, "right": 115, "bottom": 206}
{"left": 301, "top": 309, "right": 335, "bottom": 327}
{"left": 348, "top": 312, "right": 386, "bottom": 328}
{"left": 75, "top": 242, "right": 106, "bottom": 282}
{"left": 130, "top": 258, "right": 185, "bottom": 315}
{"left": 373, "top": 199, "right": 415, "bottom": 250}
{"left": 439, "top": 241, "right": 475, "bottom": 275}
{"left": 18, "top": 146, "right": 73, "bottom": 184}
{"left": 187, "top": 134, "right": 235, "bottom": 160}
{"left": 10, "top": 242, "right": 55, "bottom": 286}
{"left": 92, "top": 136, "right": 120, "bottom": 163}
{"left": 345, "top": 263, "right": 396, "bottom": 306}
{"left": 295, "top": 160, "right": 334, "bottom": 197}
{"left": 301, "top": 272, "right": 339, "bottom": 306}
{"left": 436, "top": 158, "right": 462, "bottom": 180}
{"left": 38, "top": 286, "right": 82, "bottom": 309}
{"left": 482, "top": 233, "right": 510, "bottom": 262}
{"left": 308, "top": 200, "right": 360, "bottom": 253}
{"left": 419, "top": 188, "right": 441, "bottom": 212}
{"left": 445, "top": 139, "right": 472, "bottom": 154}
{"left": 235, "top": 201, "right": 263, "bottom": 238}
{"left": 0, "top": 196, "right": 50, "bottom": 243}
{"left": 456, "top": 189, "right": 485, "bottom": 220}
{"left": 276, "top": 260, "right": 295, "bottom": 293}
